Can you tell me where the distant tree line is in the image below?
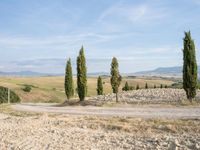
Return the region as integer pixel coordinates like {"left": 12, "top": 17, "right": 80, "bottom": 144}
{"left": 122, "top": 82, "right": 168, "bottom": 91}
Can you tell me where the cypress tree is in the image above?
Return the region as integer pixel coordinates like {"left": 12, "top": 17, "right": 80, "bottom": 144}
{"left": 183, "top": 31, "right": 197, "bottom": 101}
{"left": 97, "top": 76, "right": 103, "bottom": 95}
{"left": 136, "top": 84, "right": 140, "bottom": 90}
{"left": 65, "top": 58, "right": 74, "bottom": 100}
{"left": 160, "top": 84, "right": 163, "bottom": 89}
{"left": 122, "top": 81, "right": 129, "bottom": 91}
{"left": 154, "top": 85, "right": 156, "bottom": 89}
{"left": 110, "top": 57, "right": 122, "bottom": 102}
{"left": 77, "top": 46, "right": 87, "bottom": 101}
{"left": 145, "top": 83, "right": 148, "bottom": 89}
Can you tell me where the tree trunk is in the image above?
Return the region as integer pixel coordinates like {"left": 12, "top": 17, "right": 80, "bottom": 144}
{"left": 116, "top": 93, "right": 118, "bottom": 103}
{"left": 189, "top": 97, "right": 193, "bottom": 103}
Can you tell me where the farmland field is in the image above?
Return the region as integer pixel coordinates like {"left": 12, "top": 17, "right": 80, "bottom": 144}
{"left": 0, "top": 76, "right": 176, "bottom": 103}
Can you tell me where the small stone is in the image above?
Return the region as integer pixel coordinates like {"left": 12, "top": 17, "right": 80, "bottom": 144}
{"left": 196, "top": 143, "right": 200, "bottom": 149}
{"left": 174, "top": 139, "right": 180, "bottom": 146}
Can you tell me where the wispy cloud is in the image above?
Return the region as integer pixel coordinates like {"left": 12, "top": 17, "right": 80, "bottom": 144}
{"left": 0, "top": 33, "right": 119, "bottom": 49}
{"left": 0, "top": 0, "right": 199, "bottom": 72}
{"left": 98, "top": 2, "right": 167, "bottom": 25}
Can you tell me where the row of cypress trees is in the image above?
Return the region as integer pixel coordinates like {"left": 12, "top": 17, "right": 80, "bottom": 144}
{"left": 65, "top": 48, "right": 122, "bottom": 102}
{"left": 96, "top": 57, "right": 122, "bottom": 102}
{"left": 121, "top": 82, "right": 167, "bottom": 91}
{"left": 65, "top": 31, "right": 198, "bottom": 102}
{"left": 64, "top": 46, "right": 87, "bottom": 101}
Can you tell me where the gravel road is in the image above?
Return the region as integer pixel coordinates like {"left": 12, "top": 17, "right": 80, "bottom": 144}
{"left": 12, "top": 103, "right": 200, "bottom": 119}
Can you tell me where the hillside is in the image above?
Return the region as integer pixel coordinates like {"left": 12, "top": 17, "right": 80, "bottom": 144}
{"left": 0, "top": 76, "right": 175, "bottom": 103}
{"left": 134, "top": 66, "right": 200, "bottom": 77}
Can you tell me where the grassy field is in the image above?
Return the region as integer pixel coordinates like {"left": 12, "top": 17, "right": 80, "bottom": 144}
{"left": 0, "top": 76, "right": 176, "bottom": 103}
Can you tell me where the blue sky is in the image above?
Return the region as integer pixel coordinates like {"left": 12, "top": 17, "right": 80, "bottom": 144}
{"left": 0, "top": 0, "right": 200, "bottom": 73}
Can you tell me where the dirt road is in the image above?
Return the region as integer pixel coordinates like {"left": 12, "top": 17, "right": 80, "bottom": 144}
{"left": 12, "top": 103, "right": 200, "bottom": 119}
{"left": 1, "top": 103, "right": 200, "bottom": 149}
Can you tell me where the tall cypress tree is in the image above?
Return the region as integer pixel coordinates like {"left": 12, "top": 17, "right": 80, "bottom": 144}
{"left": 97, "top": 76, "right": 103, "bottom": 95}
{"left": 183, "top": 31, "right": 197, "bottom": 102}
{"left": 136, "top": 84, "right": 140, "bottom": 90}
{"left": 65, "top": 58, "right": 74, "bottom": 100}
{"left": 110, "top": 57, "right": 122, "bottom": 102}
{"left": 77, "top": 46, "right": 87, "bottom": 101}
{"left": 145, "top": 83, "right": 148, "bottom": 89}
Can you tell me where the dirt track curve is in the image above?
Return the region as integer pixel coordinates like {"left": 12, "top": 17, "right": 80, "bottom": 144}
{"left": 12, "top": 103, "right": 200, "bottom": 119}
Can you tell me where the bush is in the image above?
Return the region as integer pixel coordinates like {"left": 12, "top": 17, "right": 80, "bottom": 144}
{"left": 171, "top": 82, "right": 183, "bottom": 89}
{"left": 0, "top": 86, "right": 21, "bottom": 103}
{"left": 22, "top": 85, "right": 32, "bottom": 92}
{"left": 129, "top": 86, "right": 135, "bottom": 90}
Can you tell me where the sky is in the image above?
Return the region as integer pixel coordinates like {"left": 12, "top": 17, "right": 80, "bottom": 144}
{"left": 0, "top": 0, "right": 200, "bottom": 73}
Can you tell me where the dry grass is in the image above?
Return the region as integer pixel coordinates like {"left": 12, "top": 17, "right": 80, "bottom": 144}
{"left": 0, "top": 76, "right": 175, "bottom": 103}
{"left": 0, "top": 104, "right": 41, "bottom": 117}
{"left": 46, "top": 114, "right": 200, "bottom": 134}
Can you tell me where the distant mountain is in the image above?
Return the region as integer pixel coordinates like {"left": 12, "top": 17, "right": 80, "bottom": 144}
{"left": 1, "top": 66, "right": 199, "bottom": 77}
{"left": 0, "top": 71, "right": 57, "bottom": 76}
{"left": 0, "top": 71, "right": 110, "bottom": 77}
{"left": 87, "top": 72, "right": 110, "bottom": 77}
{"left": 0, "top": 58, "right": 112, "bottom": 76}
{"left": 134, "top": 66, "right": 200, "bottom": 76}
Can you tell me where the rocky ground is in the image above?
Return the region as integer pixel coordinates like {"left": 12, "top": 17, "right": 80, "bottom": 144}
{"left": 1, "top": 89, "right": 200, "bottom": 150}
{"left": 92, "top": 89, "right": 200, "bottom": 104}
{"left": 0, "top": 112, "right": 200, "bottom": 150}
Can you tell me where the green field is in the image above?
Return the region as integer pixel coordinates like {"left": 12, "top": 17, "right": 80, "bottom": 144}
{"left": 0, "top": 76, "right": 176, "bottom": 103}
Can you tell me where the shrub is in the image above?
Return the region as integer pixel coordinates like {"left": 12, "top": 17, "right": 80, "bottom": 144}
{"left": 0, "top": 86, "right": 21, "bottom": 103}
{"left": 171, "top": 82, "right": 183, "bottom": 89}
{"left": 129, "top": 86, "right": 135, "bottom": 90}
{"left": 22, "top": 85, "right": 32, "bottom": 92}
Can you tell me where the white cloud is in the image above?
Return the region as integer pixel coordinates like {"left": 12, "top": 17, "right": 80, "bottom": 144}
{"left": 0, "top": 65, "right": 4, "bottom": 69}
{"left": 98, "top": 2, "right": 167, "bottom": 24}
{"left": 0, "top": 33, "right": 118, "bottom": 49}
